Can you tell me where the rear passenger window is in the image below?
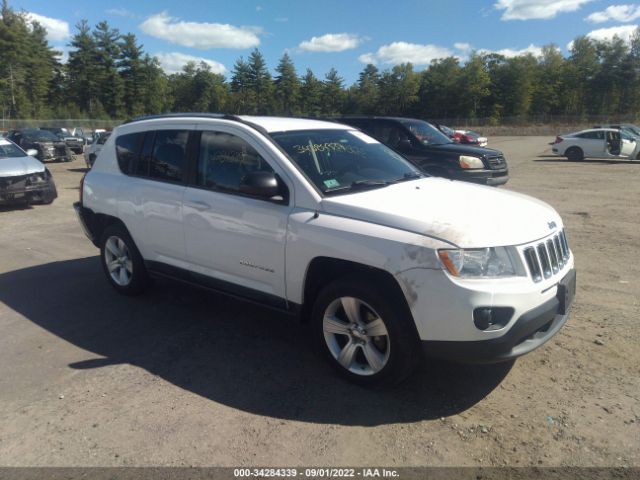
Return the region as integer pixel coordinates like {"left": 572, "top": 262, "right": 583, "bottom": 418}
{"left": 115, "top": 133, "right": 143, "bottom": 174}
{"left": 196, "top": 131, "right": 274, "bottom": 192}
{"left": 149, "top": 130, "right": 189, "bottom": 183}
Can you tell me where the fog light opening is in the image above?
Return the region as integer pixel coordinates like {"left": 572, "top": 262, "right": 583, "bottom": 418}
{"left": 473, "top": 307, "right": 514, "bottom": 331}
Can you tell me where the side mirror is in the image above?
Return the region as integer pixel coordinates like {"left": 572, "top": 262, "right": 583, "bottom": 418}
{"left": 239, "top": 171, "right": 282, "bottom": 199}
{"left": 26, "top": 149, "right": 38, "bottom": 157}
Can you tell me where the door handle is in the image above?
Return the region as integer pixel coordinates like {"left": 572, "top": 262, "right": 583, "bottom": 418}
{"left": 184, "top": 200, "right": 211, "bottom": 211}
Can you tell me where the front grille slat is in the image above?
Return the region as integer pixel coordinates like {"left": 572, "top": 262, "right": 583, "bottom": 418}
{"left": 524, "top": 247, "right": 542, "bottom": 282}
{"left": 521, "top": 229, "right": 571, "bottom": 282}
{"left": 487, "top": 155, "right": 506, "bottom": 170}
{"left": 547, "top": 239, "right": 559, "bottom": 274}
{"left": 537, "top": 244, "right": 552, "bottom": 279}
{"left": 553, "top": 236, "right": 564, "bottom": 268}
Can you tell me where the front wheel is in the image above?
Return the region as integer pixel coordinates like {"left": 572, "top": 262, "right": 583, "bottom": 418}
{"left": 99, "top": 225, "right": 149, "bottom": 295}
{"left": 311, "top": 276, "right": 419, "bottom": 386}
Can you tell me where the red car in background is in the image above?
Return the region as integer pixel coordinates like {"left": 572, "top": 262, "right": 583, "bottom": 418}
{"left": 435, "top": 124, "right": 488, "bottom": 147}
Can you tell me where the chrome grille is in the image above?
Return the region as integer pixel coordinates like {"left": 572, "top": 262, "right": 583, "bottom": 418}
{"left": 487, "top": 155, "right": 506, "bottom": 170}
{"left": 523, "top": 230, "right": 570, "bottom": 283}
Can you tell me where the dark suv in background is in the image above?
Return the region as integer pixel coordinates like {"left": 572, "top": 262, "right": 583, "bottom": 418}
{"left": 40, "top": 127, "right": 85, "bottom": 154}
{"left": 338, "top": 117, "right": 508, "bottom": 186}
{"left": 6, "top": 129, "right": 72, "bottom": 162}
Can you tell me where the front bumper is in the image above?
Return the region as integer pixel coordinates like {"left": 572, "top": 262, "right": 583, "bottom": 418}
{"left": 38, "top": 144, "right": 72, "bottom": 162}
{"left": 0, "top": 175, "right": 57, "bottom": 205}
{"left": 451, "top": 168, "right": 509, "bottom": 186}
{"left": 422, "top": 282, "right": 572, "bottom": 363}
{"left": 396, "top": 260, "right": 575, "bottom": 363}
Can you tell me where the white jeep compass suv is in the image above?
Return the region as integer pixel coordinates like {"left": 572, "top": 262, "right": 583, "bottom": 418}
{"left": 74, "top": 114, "right": 576, "bottom": 385}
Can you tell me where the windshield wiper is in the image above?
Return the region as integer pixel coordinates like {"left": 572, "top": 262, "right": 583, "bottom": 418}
{"left": 389, "top": 171, "right": 425, "bottom": 184}
{"left": 325, "top": 179, "right": 391, "bottom": 194}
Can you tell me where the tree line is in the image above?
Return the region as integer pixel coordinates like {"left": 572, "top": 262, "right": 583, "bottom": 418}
{"left": 2, "top": 0, "right": 640, "bottom": 124}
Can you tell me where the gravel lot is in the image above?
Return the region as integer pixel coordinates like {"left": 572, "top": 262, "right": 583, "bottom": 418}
{"left": 0, "top": 137, "right": 638, "bottom": 468}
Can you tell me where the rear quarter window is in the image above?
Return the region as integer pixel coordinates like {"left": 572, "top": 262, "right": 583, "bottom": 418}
{"left": 115, "top": 133, "right": 143, "bottom": 174}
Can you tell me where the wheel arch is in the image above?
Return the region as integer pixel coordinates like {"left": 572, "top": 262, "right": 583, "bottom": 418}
{"left": 300, "top": 257, "right": 415, "bottom": 327}
{"left": 83, "top": 210, "right": 130, "bottom": 247}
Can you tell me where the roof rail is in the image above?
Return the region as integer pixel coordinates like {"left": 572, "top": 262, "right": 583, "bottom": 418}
{"left": 122, "top": 112, "right": 270, "bottom": 136}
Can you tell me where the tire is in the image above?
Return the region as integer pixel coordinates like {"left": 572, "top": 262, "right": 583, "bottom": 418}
{"left": 99, "top": 224, "right": 149, "bottom": 295}
{"left": 565, "top": 147, "right": 584, "bottom": 162}
{"left": 311, "top": 275, "right": 420, "bottom": 386}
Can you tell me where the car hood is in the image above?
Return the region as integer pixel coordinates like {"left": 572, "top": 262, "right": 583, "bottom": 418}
{"left": 426, "top": 142, "right": 499, "bottom": 157}
{"left": 0, "top": 155, "right": 45, "bottom": 177}
{"left": 320, "top": 177, "right": 562, "bottom": 248}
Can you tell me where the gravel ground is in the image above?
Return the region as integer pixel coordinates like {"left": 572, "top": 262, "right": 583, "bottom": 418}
{"left": 0, "top": 137, "right": 638, "bottom": 468}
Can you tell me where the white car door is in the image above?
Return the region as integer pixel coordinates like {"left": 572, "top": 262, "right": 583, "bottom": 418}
{"left": 117, "top": 127, "right": 192, "bottom": 266}
{"left": 182, "top": 126, "right": 293, "bottom": 304}
{"left": 575, "top": 131, "right": 605, "bottom": 157}
{"left": 619, "top": 134, "right": 637, "bottom": 157}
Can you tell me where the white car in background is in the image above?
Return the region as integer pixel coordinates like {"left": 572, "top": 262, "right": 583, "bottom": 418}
{"left": 551, "top": 128, "right": 639, "bottom": 161}
{"left": 84, "top": 132, "right": 110, "bottom": 168}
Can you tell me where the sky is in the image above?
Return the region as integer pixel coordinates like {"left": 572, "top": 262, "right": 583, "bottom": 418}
{"left": 12, "top": 0, "right": 640, "bottom": 83}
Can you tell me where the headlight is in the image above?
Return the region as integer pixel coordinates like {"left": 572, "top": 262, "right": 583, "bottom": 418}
{"left": 459, "top": 155, "right": 484, "bottom": 169}
{"left": 27, "top": 172, "right": 47, "bottom": 184}
{"left": 438, "top": 247, "right": 523, "bottom": 278}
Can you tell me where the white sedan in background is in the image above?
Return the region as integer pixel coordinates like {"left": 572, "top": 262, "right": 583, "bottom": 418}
{"left": 551, "top": 128, "right": 639, "bottom": 161}
{"left": 84, "top": 132, "right": 110, "bottom": 168}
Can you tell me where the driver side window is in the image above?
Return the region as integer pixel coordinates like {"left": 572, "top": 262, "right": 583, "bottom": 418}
{"left": 197, "top": 131, "right": 274, "bottom": 192}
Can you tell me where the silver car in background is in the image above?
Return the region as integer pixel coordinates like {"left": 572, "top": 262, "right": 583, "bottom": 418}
{"left": 84, "top": 131, "right": 111, "bottom": 168}
{"left": 0, "top": 138, "right": 57, "bottom": 206}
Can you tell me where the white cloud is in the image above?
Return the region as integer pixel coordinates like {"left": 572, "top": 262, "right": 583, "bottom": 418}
{"left": 25, "top": 12, "right": 70, "bottom": 42}
{"left": 568, "top": 24, "right": 639, "bottom": 49}
{"left": 479, "top": 43, "right": 544, "bottom": 57}
{"left": 106, "top": 8, "right": 136, "bottom": 18}
{"left": 586, "top": 4, "right": 640, "bottom": 23}
{"left": 140, "top": 11, "right": 261, "bottom": 49}
{"left": 154, "top": 52, "right": 226, "bottom": 74}
{"left": 495, "top": 0, "right": 594, "bottom": 20}
{"left": 275, "top": 17, "right": 289, "bottom": 22}
{"left": 298, "top": 33, "right": 362, "bottom": 52}
{"left": 454, "top": 42, "right": 472, "bottom": 52}
{"left": 358, "top": 42, "right": 452, "bottom": 66}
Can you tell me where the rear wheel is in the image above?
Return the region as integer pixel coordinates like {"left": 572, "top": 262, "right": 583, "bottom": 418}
{"left": 100, "top": 225, "right": 149, "bottom": 295}
{"left": 565, "top": 147, "right": 584, "bottom": 161}
{"left": 312, "top": 276, "right": 419, "bottom": 386}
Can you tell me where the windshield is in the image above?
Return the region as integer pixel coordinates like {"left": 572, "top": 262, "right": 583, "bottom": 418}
{"left": 42, "top": 128, "right": 69, "bottom": 137}
{"left": 399, "top": 119, "right": 452, "bottom": 145}
{"left": 271, "top": 129, "right": 422, "bottom": 195}
{"left": 97, "top": 132, "right": 111, "bottom": 145}
{"left": 438, "top": 124, "right": 455, "bottom": 136}
{"left": 0, "top": 140, "right": 26, "bottom": 159}
{"left": 24, "top": 129, "right": 59, "bottom": 142}
{"left": 622, "top": 126, "right": 640, "bottom": 137}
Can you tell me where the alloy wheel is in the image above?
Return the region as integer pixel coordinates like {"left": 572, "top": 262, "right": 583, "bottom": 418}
{"left": 322, "top": 296, "right": 390, "bottom": 376}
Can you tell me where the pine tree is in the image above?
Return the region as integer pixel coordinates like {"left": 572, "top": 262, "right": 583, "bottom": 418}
{"left": 247, "top": 48, "right": 273, "bottom": 114}
{"left": 93, "top": 21, "right": 124, "bottom": 117}
{"left": 321, "top": 68, "right": 344, "bottom": 115}
{"left": 356, "top": 64, "right": 380, "bottom": 114}
{"left": 118, "top": 33, "right": 144, "bottom": 117}
{"left": 300, "top": 69, "right": 322, "bottom": 116}
{"left": 230, "top": 57, "right": 253, "bottom": 113}
{"left": 67, "top": 20, "right": 101, "bottom": 115}
{"left": 274, "top": 53, "right": 300, "bottom": 115}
